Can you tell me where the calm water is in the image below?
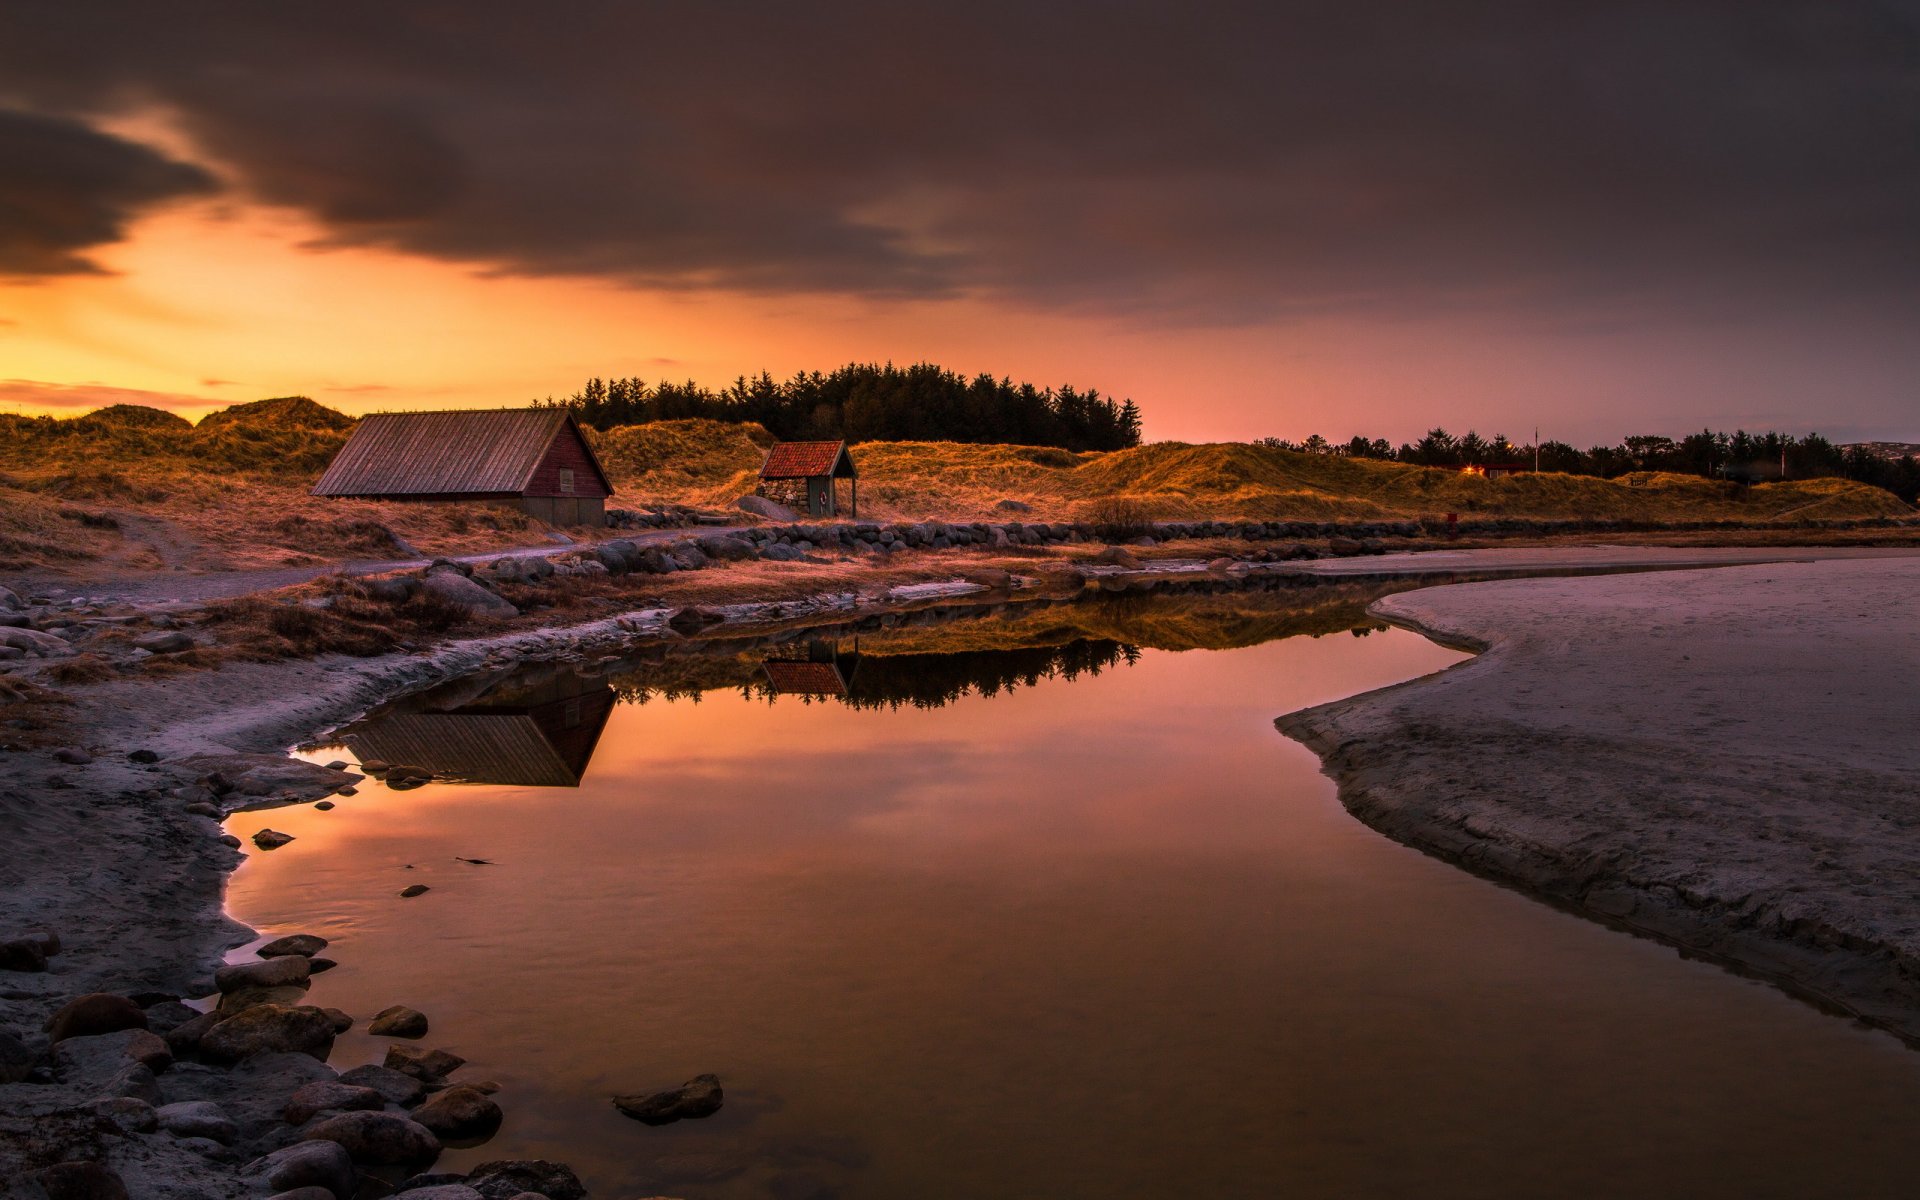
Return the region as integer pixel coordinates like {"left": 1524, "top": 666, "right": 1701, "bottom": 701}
{"left": 227, "top": 590, "right": 1920, "bottom": 1199}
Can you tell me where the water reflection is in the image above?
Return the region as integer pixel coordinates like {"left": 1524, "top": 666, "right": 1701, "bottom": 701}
{"left": 344, "top": 669, "right": 616, "bottom": 787}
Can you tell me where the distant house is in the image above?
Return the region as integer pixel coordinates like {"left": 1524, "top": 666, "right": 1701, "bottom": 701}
{"left": 758, "top": 440, "right": 857, "bottom": 518}
{"left": 1462, "top": 462, "right": 1532, "bottom": 480}
{"left": 312, "top": 408, "right": 614, "bottom": 526}
{"left": 761, "top": 640, "right": 860, "bottom": 697}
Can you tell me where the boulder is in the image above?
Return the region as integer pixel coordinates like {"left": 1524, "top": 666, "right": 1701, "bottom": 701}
{"left": 761, "top": 543, "right": 804, "bottom": 562}
{"left": 422, "top": 571, "right": 519, "bottom": 618}
{"left": 0, "top": 1029, "right": 32, "bottom": 1083}
{"left": 666, "top": 606, "right": 724, "bottom": 635}
{"left": 0, "top": 937, "right": 48, "bottom": 972}
{"left": 320, "top": 1007, "right": 354, "bottom": 1033}
{"left": 52, "top": 747, "right": 93, "bottom": 764}
{"left": 107, "top": 1061, "right": 161, "bottom": 1104}
{"left": 258, "top": 933, "right": 329, "bottom": 958}
{"left": 304, "top": 1110, "right": 442, "bottom": 1166}
{"left": 162, "top": 1010, "right": 221, "bottom": 1056}
{"left": 370, "top": 1005, "right": 430, "bottom": 1038}
{"left": 993, "top": 499, "right": 1033, "bottom": 512}
{"left": 338, "top": 1062, "right": 428, "bottom": 1107}
{"left": 266, "top": 1190, "right": 340, "bottom": 1200}
{"left": 666, "top": 543, "right": 708, "bottom": 571}
{"left": 46, "top": 993, "right": 146, "bottom": 1043}
{"left": 86, "top": 1096, "right": 157, "bottom": 1134}
{"left": 1091, "top": 545, "right": 1143, "bottom": 569}
{"left": 695, "top": 534, "right": 757, "bottom": 561}
{"left": 464, "top": 1160, "right": 588, "bottom": 1200}
{"left": 245, "top": 1139, "right": 358, "bottom": 1200}
{"left": 736, "top": 494, "right": 799, "bottom": 521}
{"left": 127, "top": 749, "right": 160, "bottom": 763}
{"left": 253, "top": 829, "right": 297, "bottom": 850}
{"left": 0, "top": 584, "right": 18, "bottom": 610}
{"left": 412, "top": 1085, "right": 504, "bottom": 1142}
{"left": 1327, "top": 535, "right": 1364, "bottom": 556}
{"left": 400, "top": 884, "right": 432, "bottom": 898}
{"left": 132, "top": 630, "right": 193, "bottom": 653}
{"left": 217, "top": 984, "right": 310, "bottom": 1016}
{"left": 216, "top": 955, "right": 312, "bottom": 993}
{"left": 0, "top": 626, "right": 74, "bottom": 657}
{"left": 394, "top": 1188, "right": 485, "bottom": 1200}
{"left": 141, "top": 999, "right": 200, "bottom": 1035}
{"left": 155, "top": 1099, "right": 238, "bottom": 1143}
{"left": 285, "top": 1079, "right": 386, "bottom": 1123}
{"left": 22, "top": 1162, "right": 131, "bottom": 1200}
{"left": 611, "top": 1073, "right": 724, "bottom": 1125}
{"left": 385, "top": 1043, "right": 465, "bottom": 1082}
{"left": 199, "top": 1003, "right": 337, "bottom": 1062}
{"left": 53, "top": 1028, "right": 173, "bottom": 1084}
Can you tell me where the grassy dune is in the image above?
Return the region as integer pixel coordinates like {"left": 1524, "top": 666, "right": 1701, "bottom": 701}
{"left": 0, "top": 401, "right": 1909, "bottom": 572}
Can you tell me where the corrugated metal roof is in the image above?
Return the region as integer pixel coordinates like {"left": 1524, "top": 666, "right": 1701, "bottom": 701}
{"left": 313, "top": 408, "right": 609, "bottom": 497}
{"left": 761, "top": 660, "right": 848, "bottom": 696}
{"left": 760, "top": 440, "right": 852, "bottom": 479}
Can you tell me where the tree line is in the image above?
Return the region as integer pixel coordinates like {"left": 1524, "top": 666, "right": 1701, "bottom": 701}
{"left": 1261, "top": 428, "right": 1920, "bottom": 503}
{"left": 539, "top": 362, "right": 1143, "bottom": 452}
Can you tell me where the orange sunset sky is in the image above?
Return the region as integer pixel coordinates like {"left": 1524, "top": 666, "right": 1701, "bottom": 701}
{"left": 3, "top": 4, "right": 1917, "bottom": 445}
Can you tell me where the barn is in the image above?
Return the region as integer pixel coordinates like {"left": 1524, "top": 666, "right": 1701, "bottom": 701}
{"left": 312, "top": 408, "right": 614, "bottom": 526}
{"left": 758, "top": 440, "right": 857, "bottom": 518}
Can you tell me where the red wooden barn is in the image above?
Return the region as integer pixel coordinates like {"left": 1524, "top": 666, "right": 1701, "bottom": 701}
{"left": 312, "top": 408, "right": 614, "bottom": 526}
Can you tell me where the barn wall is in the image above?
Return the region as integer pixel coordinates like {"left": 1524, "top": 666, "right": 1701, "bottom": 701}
{"left": 525, "top": 426, "right": 610, "bottom": 498}
{"left": 520, "top": 496, "right": 606, "bottom": 526}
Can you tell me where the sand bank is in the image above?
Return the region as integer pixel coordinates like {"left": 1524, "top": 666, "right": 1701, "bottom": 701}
{"left": 1280, "top": 555, "right": 1920, "bottom": 1039}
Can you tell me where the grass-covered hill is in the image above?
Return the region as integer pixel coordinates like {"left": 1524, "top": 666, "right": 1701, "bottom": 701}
{"left": 0, "top": 399, "right": 1910, "bottom": 572}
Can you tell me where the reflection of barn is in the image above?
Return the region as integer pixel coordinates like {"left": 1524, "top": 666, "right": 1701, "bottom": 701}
{"left": 761, "top": 640, "right": 861, "bottom": 697}
{"left": 345, "top": 676, "right": 617, "bottom": 787}
{"left": 757, "top": 441, "right": 858, "bottom": 518}
{"left": 313, "top": 408, "right": 615, "bottom": 526}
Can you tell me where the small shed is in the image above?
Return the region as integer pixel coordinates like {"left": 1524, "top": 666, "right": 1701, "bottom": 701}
{"left": 758, "top": 440, "right": 857, "bottom": 518}
{"left": 312, "top": 408, "right": 614, "bottom": 526}
{"left": 761, "top": 640, "right": 860, "bottom": 698}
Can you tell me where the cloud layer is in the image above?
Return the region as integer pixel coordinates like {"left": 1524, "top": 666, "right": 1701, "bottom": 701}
{"left": 1, "top": 2, "right": 1916, "bottom": 325}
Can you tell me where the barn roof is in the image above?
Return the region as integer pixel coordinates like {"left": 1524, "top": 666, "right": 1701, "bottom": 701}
{"left": 344, "top": 690, "right": 616, "bottom": 787}
{"left": 760, "top": 440, "right": 855, "bottom": 480}
{"left": 313, "top": 408, "right": 612, "bottom": 498}
{"left": 761, "top": 660, "right": 848, "bottom": 696}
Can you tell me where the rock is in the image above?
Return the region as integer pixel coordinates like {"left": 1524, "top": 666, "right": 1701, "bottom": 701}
{"left": 400, "top": 884, "right": 432, "bottom": 898}
{"left": 132, "top": 630, "right": 193, "bottom": 653}
{"left": 86, "top": 1096, "right": 157, "bottom": 1134}
{"left": 667, "top": 606, "right": 724, "bottom": 634}
{"left": 0, "top": 626, "right": 74, "bottom": 657}
{"left": 695, "top": 533, "right": 757, "bottom": 561}
{"left": 46, "top": 993, "right": 146, "bottom": 1043}
{"left": 55, "top": 1028, "right": 174, "bottom": 1080}
{"left": 320, "top": 1007, "right": 354, "bottom": 1032}
{"left": 1327, "top": 535, "right": 1364, "bottom": 556}
{"left": 259, "top": 933, "right": 330, "bottom": 958}
{"left": 464, "top": 1160, "right": 588, "bottom": 1200}
{"left": 216, "top": 955, "right": 313, "bottom": 992}
{"left": 1092, "top": 545, "right": 1143, "bottom": 568}
{"left": 761, "top": 542, "right": 804, "bottom": 562}
{"left": 199, "top": 1003, "right": 337, "bottom": 1062}
{"left": 0, "top": 584, "right": 17, "bottom": 610}
{"left": 217, "top": 984, "right": 310, "bottom": 1016}
{"left": 412, "top": 1085, "right": 504, "bottom": 1142}
{"left": 736, "top": 494, "right": 799, "bottom": 520}
{"left": 253, "top": 829, "right": 297, "bottom": 850}
{"left": 0, "top": 1029, "right": 32, "bottom": 1083}
{"left": 667, "top": 542, "right": 708, "bottom": 571}
{"left": 52, "top": 747, "right": 93, "bottom": 764}
{"left": 0, "top": 937, "right": 48, "bottom": 971}
{"left": 966, "top": 568, "right": 1013, "bottom": 590}
{"left": 394, "top": 1188, "right": 485, "bottom": 1200}
{"left": 370, "top": 1005, "right": 430, "bottom": 1038}
{"left": 108, "top": 1060, "right": 161, "bottom": 1103}
{"left": 994, "top": 499, "right": 1033, "bottom": 512}
{"left": 422, "top": 570, "right": 519, "bottom": 618}
{"left": 285, "top": 1079, "right": 386, "bottom": 1123}
{"left": 183, "top": 801, "right": 221, "bottom": 818}
{"left": 1207, "top": 556, "right": 1238, "bottom": 573}
{"left": 386, "top": 1043, "right": 465, "bottom": 1082}
{"left": 266, "top": 1191, "right": 340, "bottom": 1200}
{"left": 339, "top": 1062, "right": 428, "bottom": 1107}
{"left": 22, "top": 1161, "right": 131, "bottom": 1200}
{"left": 163, "top": 1009, "right": 222, "bottom": 1056}
{"left": 156, "top": 1099, "right": 238, "bottom": 1142}
{"left": 218, "top": 834, "right": 242, "bottom": 849}
{"left": 304, "top": 1109, "right": 442, "bottom": 1166}
{"left": 127, "top": 748, "right": 160, "bottom": 763}
{"left": 314, "top": 799, "right": 336, "bottom": 810}
{"left": 245, "top": 1139, "right": 358, "bottom": 1200}
{"left": 141, "top": 999, "right": 200, "bottom": 1035}
{"left": 611, "top": 1073, "right": 724, "bottom": 1125}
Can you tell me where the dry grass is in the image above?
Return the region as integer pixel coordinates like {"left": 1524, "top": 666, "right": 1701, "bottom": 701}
{"left": 1, "top": 402, "right": 1909, "bottom": 578}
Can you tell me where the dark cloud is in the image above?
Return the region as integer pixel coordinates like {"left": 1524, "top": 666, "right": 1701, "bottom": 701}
{"left": 0, "top": 2, "right": 1916, "bottom": 323}
{"left": 0, "top": 108, "right": 216, "bottom": 277}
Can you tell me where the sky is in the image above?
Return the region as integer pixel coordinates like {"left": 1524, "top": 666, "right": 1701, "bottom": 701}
{"left": 1, "top": 2, "right": 1916, "bottom": 445}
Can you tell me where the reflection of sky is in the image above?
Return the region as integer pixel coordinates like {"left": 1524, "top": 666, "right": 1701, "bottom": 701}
{"left": 260, "top": 632, "right": 1920, "bottom": 1200}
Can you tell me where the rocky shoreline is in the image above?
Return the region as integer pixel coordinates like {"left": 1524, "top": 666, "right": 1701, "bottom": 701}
{"left": 7, "top": 543, "right": 1919, "bottom": 1196}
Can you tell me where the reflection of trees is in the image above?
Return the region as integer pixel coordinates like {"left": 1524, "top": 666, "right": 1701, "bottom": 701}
{"left": 743, "top": 639, "right": 1140, "bottom": 711}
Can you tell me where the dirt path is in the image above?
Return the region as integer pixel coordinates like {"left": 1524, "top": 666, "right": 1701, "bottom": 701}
{"left": 12, "top": 523, "right": 750, "bottom": 606}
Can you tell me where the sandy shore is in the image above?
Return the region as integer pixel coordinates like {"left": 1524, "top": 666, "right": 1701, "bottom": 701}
{"left": 1280, "top": 554, "right": 1920, "bottom": 1040}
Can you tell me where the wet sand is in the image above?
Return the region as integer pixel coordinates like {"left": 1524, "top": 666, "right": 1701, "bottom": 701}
{"left": 1281, "top": 555, "right": 1920, "bottom": 1039}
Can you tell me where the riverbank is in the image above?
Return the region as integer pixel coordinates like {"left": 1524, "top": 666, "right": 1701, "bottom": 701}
{"left": 5, "top": 543, "right": 1918, "bottom": 1195}
{"left": 1280, "top": 554, "right": 1920, "bottom": 1041}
